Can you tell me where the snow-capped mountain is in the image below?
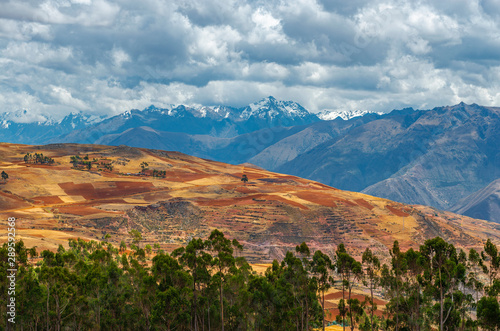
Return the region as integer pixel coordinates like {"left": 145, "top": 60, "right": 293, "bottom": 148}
{"left": 0, "top": 97, "right": 380, "bottom": 145}
{"left": 240, "top": 96, "right": 314, "bottom": 120}
{"left": 0, "top": 110, "right": 106, "bottom": 144}
{"left": 0, "top": 109, "right": 52, "bottom": 128}
{"left": 58, "top": 112, "right": 105, "bottom": 128}
{"left": 51, "top": 96, "right": 322, "bottom": 144}
{"left": 121, "top": 96, "right": 316, "bottom": 122}
{"left": 317, "top": 109, "right": 384, "bottom": 121}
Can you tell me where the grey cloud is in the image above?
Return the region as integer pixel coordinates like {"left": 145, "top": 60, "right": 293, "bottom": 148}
{"left": 318, "top": 0, "right": 374, "bottom": 15}
{"left": 1, "top": 0, "right": 500, "bottom": 119}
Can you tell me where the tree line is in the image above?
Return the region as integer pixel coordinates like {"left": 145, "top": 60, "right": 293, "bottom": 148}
{"left": 1, "top": 231, "right": 500, "bottom": 330}
{"left": 70, "top": 155, "right": 114, "bottom": 172}
{"left": 24, "top": 152, "right": 55, "bottom": 165}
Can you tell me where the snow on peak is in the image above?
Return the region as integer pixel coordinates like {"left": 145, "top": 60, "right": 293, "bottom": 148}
{"left": 318, "top": 109, "right": 383, "bottom": 121}
{"left": 0, "top": 109, "right": 51, "bottom": 124}
{"left": 241, "top": 96, "right": 311, "bottom": 120}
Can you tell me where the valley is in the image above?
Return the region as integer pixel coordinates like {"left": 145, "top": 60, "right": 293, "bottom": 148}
{"left": 1, "top": 142, "right": 499, "bottom": 262}
{"left": 3, "top": 99, "right": 498, "bottom": 224}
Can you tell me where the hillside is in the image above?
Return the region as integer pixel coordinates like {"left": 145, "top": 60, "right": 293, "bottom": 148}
{"left": 1, "top": 143, "right": 499, "bottom": 261}
{"left": 277, "top": 103, "right": 500, "bottom": 213}
{"left": 451, "top": 179, "right": 500, "bottom": 223}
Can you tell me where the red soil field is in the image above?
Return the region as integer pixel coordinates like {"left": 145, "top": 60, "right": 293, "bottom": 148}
{"left": 57, "top": 205, "right": 114, "bottom": 216}
{"left": 33, "top": 196, "right": 65, "bottom": 204}
{"left": 294, "top": 191, "right": 338, "bottom": 208}
{"left": 322, "top": 291, "right": 387, "bottom": 322}
{"left": 59, "top": 181, "right": 155, "bottom": 200}
{"left": 0, "top": 190, "right": 32, "bottom": 210}
{"left": 234, "top": 186, "right": 260, "bottom": 194}
{"left": 386, "top": 205, "right": 410, "bottom": 217}
{"left": 355, "top": 199, "right": 374, "bottom": 210}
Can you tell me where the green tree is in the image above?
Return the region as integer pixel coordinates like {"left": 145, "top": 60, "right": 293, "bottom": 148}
{"left": 362, "top": 247, "right": 380, "bottom": 331}
{"left": 140, "top": 162, "right": 149, "bottom": 173}
{"left": 468, "top": 248, "right": 485, "bottom": 304}
{"left": 173, "top": 238, "right": 212, "bottom": 331}
{"left": 482, "top": 239, "right": 500, "bottom": 289}
{"left": 1, "top": 170, "right": 8, "bottom": 182}
{"left": 420, "top": 237, "right": 465, "bottom": 331}
{"left": 477, "top": 296, "right": 500, "bottom": 330}
{"left": 336, "top": 243, "right": 364, "bottom": 331}
{"left": 119, "top": 240, "right": 127, "bottom": 253}
{"left": 208, "top": 229, "right": 239, "bottom": 331}
{"left": 390, "top": 241, "right": 406, "bottom": 331}
{"left": 311, "top": 249, "right": 334, "bottom": 331}
{"left": 39, "top": 261, "right": 77, "bottom": 330}
{"left": 336, "top": 243, "right": 349, "bottom": 330}
{"left": 403, "top": 248, "right": 425, "bottom": 329}
{"left": 128, "top": 230, "right": 142, "bottom": 247}
{"left": 241, "top": 174, "right": 248, "bottom": 185}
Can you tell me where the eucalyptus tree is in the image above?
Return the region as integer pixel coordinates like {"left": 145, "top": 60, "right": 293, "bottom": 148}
{"left": 208, "top": 230, "right": 232, "bottom": 331}
{"left": 336, "top": 243, "right": 364, "bottom": 331}
{"left": 477, "top": 296, "right": 500, "bottom": 330}
{"left": 173, "top": 238, "right": 212, "bottom": 331}
{"left": 151, "top": 252, "right": 191, "bottom": 330}
{"left": 420, "top": 237, "right": 465, "bottom": 331}
{"left": 312, "top": 249, "right": 335, "bottom": 331}
{"left": 362, "top": 248, "right": 380, "bottom": 331}
{"left": 466, "top": 248, "right": 484, "bottom": 305}
{"left": 481, "top": 239, "right": 500, "bottom": 290}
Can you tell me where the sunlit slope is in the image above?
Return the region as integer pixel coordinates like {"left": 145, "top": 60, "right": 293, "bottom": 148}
{"left": 1, "top": 143, "right": 499, "bottom": 261}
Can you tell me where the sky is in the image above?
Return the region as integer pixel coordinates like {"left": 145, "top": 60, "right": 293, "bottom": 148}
{"left": 1, "top": 0, "right": 500, "bottom": 121}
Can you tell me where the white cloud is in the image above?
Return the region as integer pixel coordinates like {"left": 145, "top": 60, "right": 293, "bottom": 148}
{"left": 1, "top": 41, "right": 73, "bottom": 64}
{"left": 0, "top": 19, "right": 52, "bottom": 41}
{"left": 249, "top": 8, "right": 288, "bottom": 44}
{"left": 111, "top": 47, "right": 131, "bottom": 67}
{"left": 1, "top": 0, "right": 500, "bottom": 120}
{"left": 50, "top": 86, "right": 88, "bottom": 110}
{"left": 188, "top": 25, "right": 242, "bottom": 65}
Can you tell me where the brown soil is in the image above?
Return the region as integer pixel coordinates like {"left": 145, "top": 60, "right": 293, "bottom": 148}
{"left": 1, "top": 142, "right": 499, "bottom": 265}
{"left": 294, "top": 191, "right": 338, "bottom": 207}
{"left": 355, "top": 199, "right": 374, "bottom": 210}
{"left": 386, "top": 205, "right": 410, "bottom": 217}
{"left": 33, "top": 196, "right": 65, "bottom": 204}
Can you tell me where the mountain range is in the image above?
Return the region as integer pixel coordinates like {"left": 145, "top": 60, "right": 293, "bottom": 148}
{"left": 0, "top": 96, "right": 321, "bottom": 144}
{"left": 1, "top": 98, "right": 499, "bottom": 223}
{"left": 277, "top": 103, "right": 500, "bottom": 211}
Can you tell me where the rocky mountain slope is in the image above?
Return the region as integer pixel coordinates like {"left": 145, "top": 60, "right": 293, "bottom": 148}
{"left": 2, "top": 101, "right": 498, "bottom": 223}
{"left": 1, "top": 143, "right": 499, "bottom": 261}
{"left": 276, "top": 103, "right": 500, "bottom": 213}
{"left": 0, "top": 111, "right": 104, "bottom": 144}
{"left": 0, "top": 97, "right": 320, "bottom": 144}
{"left": 451, "top": 179, "right": 500, "bottom": 223}
{"left": 55, "top": 97, "right": 321, "bottom": 144}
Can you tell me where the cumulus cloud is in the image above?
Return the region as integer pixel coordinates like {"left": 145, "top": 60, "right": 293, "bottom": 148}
{"left": 1, "top": 0, "right": 500, "bottom": 120}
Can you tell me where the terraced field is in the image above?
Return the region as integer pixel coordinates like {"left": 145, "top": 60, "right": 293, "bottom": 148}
{"left": 1, "top": 142, "right": 500, "bottom": 261}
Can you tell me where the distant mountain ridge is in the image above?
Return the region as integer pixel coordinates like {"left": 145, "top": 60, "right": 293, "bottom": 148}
{"left": 318, "top": 109, "right": 384, "bottom": 121}
{"left": 451, "top": 179, "right": 500, "bottom": 223}
{"left": 2, "top": 99, "right": 499, "bottom": 223}
{"left": 0, "top": 110, "right": 105, "bottom": 144}
{"left": 0, "top": 96, "right": 326, "bottom": 144}
{"left": 277, "top": 102, "right": 500, "bottom": 214}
